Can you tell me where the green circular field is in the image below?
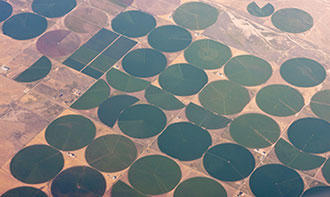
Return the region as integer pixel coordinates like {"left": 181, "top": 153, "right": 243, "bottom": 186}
{"left": 32, "top": 0, "right": 76, "bottom": 18}
{"left": 256, "top": 84, "right": 304, "bottom": 116}
{"left": 118, "top": 104, "right": 167, "bottom": 138}
{"left": 280, "top": 58, "right": 326, "bottom": 87}
{"left": 310, "top": 90, "right": 330, "bottom": 122}
{"left": 249, "top": 164, "right": 304, "bottom": 197}
{"left": 0, "top": 1, "right": 12, "bottom": 22}
{"left": 224, "top": 55, "right": 272, "bottom": 86}
{"left": 159, "top": 63, "right": 208, "bottom": 96}
{"left": 128, "top": 155, "right": 181, "bottom": 195}
{"left": 174, "top": 177, "right": 227, "bottom": 197}
{"left": 203, "top": 143, "right": 255, "bottom": 181}
{"left": 271, "top": 8, "right": 313, "bottom": 33}
{"left": 112, "top": 10, "right": 156, "bottom": 37}
{"left": 199, "top": 80, "right": 250, "bottom": 115}
{"left": 247, "top": 2, "right": 274, "bottom": 17}
{"left": 173, "top": 2, "right": 218, "bottom": 30}
{"left": 10, "top": 145, "right": 64, "bottom": 184}
{"left": 45, "top": 115, "right": 96, "bottom": 151}
{"left": 287, "top": 118, "right": 330, "bottom": 154}
{"left": 51, "top": 166, "right": 106, "bottom": 197}
{"left": 2, "top": 13, "right": 47, "bottom": 40}
{"left": 230, "top": 113, "right": 280, "bottom": 148}
{"left": 302, "top": 186, "right": 330, "bottom": 197}
{"left": 111, "top": 180, "right": 146, "bottom": 197}
{"left": 322, "top": 159, "right": 330, "bottom": 183}
{"left": 122, "top": 48, "right": 167, "bottom": 78}
{"left": 85, "top": 134, "right": 137, "bottom": 172}
{"left": 2, "top": 187, "right": 47, "bottom": 197}
{"left": 158, "top": 122, "right": 212, "bottom": 161}
{"left": 148, "top": 25, "right": 192, "bottom": 52}
{"left": 184, "top": 39, "right": 232, "bottom": 70}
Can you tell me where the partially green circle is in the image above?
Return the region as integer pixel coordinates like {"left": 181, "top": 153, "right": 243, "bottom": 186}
{"left": 249, "top": 164, "right": 304, "bottom": 197}
{"left": 230, "top": 113, "right": 280, "bottom": 148}
{"left": 271, "top": 8, "right": 313, "bottom": 33}
{"left": 85, "top": 134, "right": 137, "bottom": 172}
{"left": 158, "top": 122, "right": 212, "bottom": 161}
{"left": 184, "top": 39, "right": 232, "bottom": 70}
{"left": 2, "top": 187, "right": 47, "bottom": 197}
{"left": 45, "top": 115, "right": 96, "bottom": 151}
{"left": 203, "top": 143, "right": 255, "bottom": 181}
{"left": 159, "top": 63, "right": 208, "bottom": 96}
{"left": 128, "top": 155, "right": 182, "bottom": 195}
{"left": 148, "top": 25, "right": 192, "bottom": 52}
{"left": 0, "top": 1, "right": 12, "bottom": 22}
{"left": 118, "top": 104, "right": 167, "bottom": 138}
{"left": 173, "top": 2, "right": 219, "bottom": 30}
{"left": 122, "top": 48, "right": 167, "bottom": 78}
{"left": 287, "top": 117, "right": 330, "bottom": 154}
{"left": 174, "top": 177, "right": 227, "bottom": 197}
{"left": 224, "top": 55, "right": 272, "bottom": 86}
{"left": 112, "top": 10, "right": 156, "bottom": 38}
{"left": 310, "top": 90, "right": 330, "bottom": 122}
{"left": 10, "top": 145, "right": 64, "bottom": 184}
{"left": 32, "top": 0, "right": 77, "bottom": 18}
{"left": 280, "top": 58, "right": 326, "bottom": 87}
{"left": 51, "top": 166, "right": 106, "bottom": 197}
{"left": 2, "top": 13, "right": 47, "bottom": 40}
{"left": 199, "top": 80, "right": 250, "bottom": 115}
{"left": 256, "top": 84, "right": 304, "bottom": 116}
{"left": 302, "top": 186, "right": 330, "bottom": 197}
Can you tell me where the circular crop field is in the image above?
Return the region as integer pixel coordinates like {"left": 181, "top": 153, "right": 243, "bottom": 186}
{"left": 148, "top": 25, "right": 192, "bottom": 52}
{"left": 199, "top": 80, "right": 250, "bottom": 115}
{"left": 128, "top": 155, "right": 181, "bottom": 195}
{"left": 280, "top": 58, "right": 326, "bottom": 87}
{"left": 10, "top": 145, "right": 64, "bottom": 184}
{"left": 159, "top": 63, "right": 208, "bottom": 96}
{"left": 184, "top": 39, "right": 232, "bottom": 70}
{"left": 310, "top": 90, "right": 330, "bottom": 122}
{"left": 256, "top": 84, "right": 304, "bottom": 116}
{"left": 122, "top": 48, "right": 167, "bottom": 78}
{"left": 2, "top": 13, "right": 47, "bottom": 40}
{"left": 247, "top": 2, "right": 274, "bottom": 17}
{"left": 45, "top": 115, "right": 96, "bottom": 151}
{"left": 249, "top": 164, "right": 304, "bottom": 197}
{"left": 174, "top": 177, "right": 227, "bottom": 197}
{"left": 85, "top": 134, "right": 137, "bottom": 172}
{"left": 173, "top": 2, "right": 218, "bottom": 30}
{"left": 302, "top": 186, "right": 330, "bottom": 197}
{"left": 2, "top": 187, "right": 47, "bottom": 197}
{"left": 0, "top": 1, "right": 12, "bottom": 22}
{"left": 112, "top": 10, "right": 156, "bottom": 37}
{"left": 158, "top": 122, "right": 212, "bottom": 161}
{"left": 32, "top": 0, "right": 76, "bottom": 18}
{"left": 224, "top": 55, "right": 272, "bottom": 86}
{"left": 203, "top": 143, "right": 255, "bottom": 181}
{"left": 271, "top": 8, "right": 313, "bottom": 33}
{"left": 230, "top": 113, "right": 280, "bottom": 148}
{"left": 136, "top": 0, "right": 180, "bottom": 15}
{"left": 51, "top": 166, "right": 106, "bottom": 197}
{"left": 118, "top": 104, "right": 167, "bottom": 138}
{"left": 287, "top": 117, "right": 330, "bottom": 154}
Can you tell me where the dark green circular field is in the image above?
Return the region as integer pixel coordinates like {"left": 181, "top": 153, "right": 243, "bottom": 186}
{"left": 112, "top": 10, "right": 156, "bottom": 37}
{"left": 174, "top": 177, "right": 227, "bottom": 197}
{"left": 128, "top": 155, "right": 181, "bottom": 195}
{"left": 159, "top": 63, "right": 208, "bottom": 96}
{"left": 256, "top": 84, "right": 304, "bottom": 116}
{"left": 323, "top": 159, "right": 330, "bottom": 183}
{"left": 10, "top": 145, "right": 64, "bottom": 184}
{"left": 148, "top": 25, "right": 192, "bottom": 52}
{"left": 224, "top": 55, "right": 272, "bottom": 86}
{"left": 45, "top": 114, "right": 96, "bottom": 151}
{"left": 249, "top": 164, "right": 304, "bottom": 197}
{"left": 118, "top": 104, "right": 167, "bottom": 138}
{"left": 184, "top": 39, "right": 232, "bottom": 70}
{"left": 158, "top": 122, "right": 212, "bottom": 161}
{"left": 310, "top": 90, "right": 330, "bottom": 122}
{"left": 122, "top": 48, "right": 167, "bottom": 78}
{"left": 85, "top": 134, "right": 137, "bottom": 172}
{"left": 280, "top": 58, "right": 326, "bottom": 87}
{"left": 2, "top": 187, "right": 47, "bottom": 197}
{"left": 271, "top": 8, "right": 313, "bottom": 33}
{"left": 230, "top": 113, "right": 280, "bottom": 148}
{"left": 111, "top": 180, "right": 146, "bottom": 197}
{"left": 247, "top": 2, "right": 274, "bottom": 17}
{"left": 199, "top": 80, "right": 250, "bottom": 115}
{"left": 203, "top": 143, "right": 255, "bottom": 181}
{"left": 51, "top": 166, "right": 106, "bottom": 197}
{"left": 302, "top": 186, "right": 330, "bottom": 197}
{"left": 173, "top": 2, "right": 218, "bottom": 30}
{"left": 0, "top": 1, "right": 12, "bottom": 22}
{"left": 287, "top": 117, "right": 330, "bottom": 154}
{"left": 32, "top": 0, "right": 77, "bottom": 18}
{"left": 2, "top": 13, "right": 47, "bottom": 40}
